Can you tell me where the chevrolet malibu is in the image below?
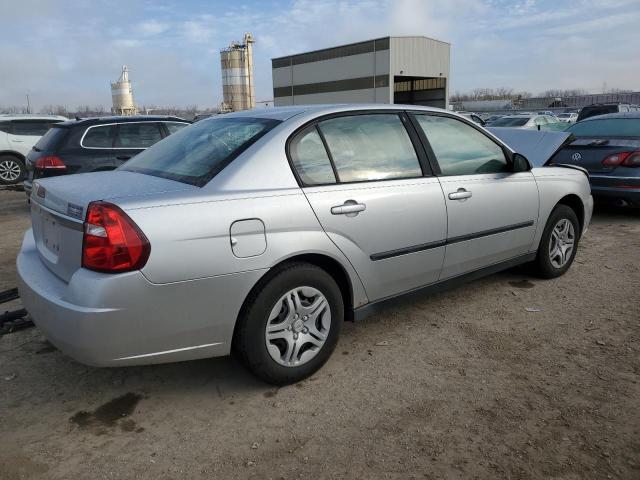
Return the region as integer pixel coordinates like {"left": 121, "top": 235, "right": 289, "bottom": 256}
{"left": 17, "top": 105, "right": 593, "bottom": 385}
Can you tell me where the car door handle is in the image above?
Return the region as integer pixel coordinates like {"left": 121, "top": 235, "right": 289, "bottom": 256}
{"left": 331, "top": 201, "right": 366, "bottom": 215}
{"left": 448, "top": 188, "right": 472, "bottom": 200}
{"left": 116, "top": 155, "right": 131, "bottom": 160}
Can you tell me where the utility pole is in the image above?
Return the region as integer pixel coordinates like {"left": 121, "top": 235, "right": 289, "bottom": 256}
{"left": 26, "top": 93, "right": 31, "bottom": 114}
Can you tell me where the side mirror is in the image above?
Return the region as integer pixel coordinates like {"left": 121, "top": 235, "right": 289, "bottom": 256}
{"left": 512, "top": 153, "right": 531, "bottom": 172}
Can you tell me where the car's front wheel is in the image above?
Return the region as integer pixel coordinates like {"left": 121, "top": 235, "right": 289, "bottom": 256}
{"left": 0, "top": 155, "right": 26, "bottom": 185}
{"left": 233, "top": 262, "right": 343, "bottom": 385}
{"left": 532, "top": 204, "right": 581, "bottom": 278}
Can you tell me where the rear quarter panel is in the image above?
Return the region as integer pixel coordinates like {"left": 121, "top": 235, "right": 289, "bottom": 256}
{"left": 530, "top": 166, "right": 593, "bottom": 249}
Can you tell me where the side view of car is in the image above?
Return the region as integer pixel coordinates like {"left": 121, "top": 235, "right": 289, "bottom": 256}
{"left": 23, "top": 115, "right": 190, "bottom": 195}
{"left": 17, "top": 105, "right": 593, "bottom": 385}
{"left": 489, "top": 114, "right": 559, "bottom": 130}
{"left": 549, "top": 112, "right": 640, "bottom": 207}
{"left": 0, "top": 114, "right": 67, "bottom": 185}
{"left": 577, "top": 103, "right": 639, "bottom": 122}
{"left": 557, "top": 113, "right": 578, "bottom": 123}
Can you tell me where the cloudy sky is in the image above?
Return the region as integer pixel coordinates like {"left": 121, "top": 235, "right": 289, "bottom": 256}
{"left": 1, "top": 0, "right": 639, "bottom": 110}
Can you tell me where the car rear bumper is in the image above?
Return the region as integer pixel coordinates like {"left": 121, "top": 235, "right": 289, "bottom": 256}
{"left": 590, "top": 175, "right": 640, "bottom": 207}
{"left": 17, "top": 229, "right": 266, "bottom": 366}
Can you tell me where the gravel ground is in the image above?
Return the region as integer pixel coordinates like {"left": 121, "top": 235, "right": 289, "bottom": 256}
{"left": 0, "top": 188, "right": 638, "bottom": 480}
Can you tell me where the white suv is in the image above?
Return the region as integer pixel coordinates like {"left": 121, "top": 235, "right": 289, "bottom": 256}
{"left": 0, "top": 114, "right": 67, "bottom": 185}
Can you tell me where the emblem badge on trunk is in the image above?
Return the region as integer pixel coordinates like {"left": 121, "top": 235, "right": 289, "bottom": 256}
{"left": 571, "top": 152, "right": 582, "bottom": 161}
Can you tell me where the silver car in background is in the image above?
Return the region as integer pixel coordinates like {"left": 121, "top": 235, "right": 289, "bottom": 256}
{"left": 17, "top": 105, "right": 593, "bottom": 385}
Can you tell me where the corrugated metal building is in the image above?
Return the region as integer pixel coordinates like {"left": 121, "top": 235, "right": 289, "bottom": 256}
{"left": 272, "top": 36, "right": 450, "bottom": 108}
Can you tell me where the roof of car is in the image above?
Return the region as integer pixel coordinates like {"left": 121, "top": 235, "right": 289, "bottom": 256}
{"left": 55, "top": 115, "right": 189, "bottom": 128}
{"left": 208, "top": 104, "right": 454, "bottom": 122}
{"left": 0, "top": 114, "right": 68, "bottom": 121}
{"left": 580, "top": 111, "right": 640, "bottom": 121}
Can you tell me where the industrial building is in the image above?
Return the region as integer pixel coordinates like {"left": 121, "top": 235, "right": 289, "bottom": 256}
{"left": 110, "top": 65, "right": 138, "bottom": 116}
{"left": 220, "top": 33, "right": 256, "bottom": 112}
{"left": 271, "top": 36, "right": 450, "bottom": 108}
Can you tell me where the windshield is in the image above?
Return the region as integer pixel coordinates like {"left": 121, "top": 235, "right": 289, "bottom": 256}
{"left": 490, "top": 117, "right": 530, "bottom": 127}
{"left": 558, "top": 114, "right": 571, "bottom": 118}
{"left": 121, "top": 117, "right": 280, "bottom": 186}
{"left": 567, "top": 118, "right": 640, "bottom": 137}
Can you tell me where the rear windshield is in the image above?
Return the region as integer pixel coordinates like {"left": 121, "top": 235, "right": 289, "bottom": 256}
{"left": 567, "top": 119, "right": 640, "bottom": 137}
{"left": 33, "top": 126, "right": 68, "bottom": 151}
{"left": 490, "top": 117, "right": 529, "bottom": 127}
{"left": 120, "top": 117, "right": 280, "bottom": 186}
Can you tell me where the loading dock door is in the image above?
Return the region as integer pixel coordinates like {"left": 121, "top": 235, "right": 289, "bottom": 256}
{"left": 393, "top": 76, "right": 446, "bottom": 108}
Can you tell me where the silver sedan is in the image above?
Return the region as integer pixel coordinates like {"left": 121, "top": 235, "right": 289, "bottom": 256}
{"left": 17, "top": 105, "right": 593, "bottom": 385}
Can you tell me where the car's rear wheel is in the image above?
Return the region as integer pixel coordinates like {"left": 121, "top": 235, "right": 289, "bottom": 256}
{"left": 0, "top": 155, "right": 26, "bottom": 185}
{"left": 233, "top": 262, "right": 343, "bottom": 385}
{"left": 532, "top": 204, "right": 580, "bottom": 278}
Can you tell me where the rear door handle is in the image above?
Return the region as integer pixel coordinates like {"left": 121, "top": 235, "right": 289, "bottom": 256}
{"left": 331, "top": 200, "right": 366, "bottom": 216}
{"left": 448, "top": 188, "right": 472, "bottom": 200}
{"left": 116, "top": 155, "right": 131, "bottom": 160}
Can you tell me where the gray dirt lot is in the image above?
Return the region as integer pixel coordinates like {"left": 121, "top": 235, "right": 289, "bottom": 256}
{"left": 0, "top": 188, "right": 638, "bottom": 480}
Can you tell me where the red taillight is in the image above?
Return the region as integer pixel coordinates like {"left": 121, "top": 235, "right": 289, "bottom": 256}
{"left": 622, "top": 151, "right": 640, "bottom": 167}
{"left": 602, "top": 150, "right": 640, "bottom": 167}
{"left": 35, "top": 155, "right": 66, "bottom": 170}
{"left": 82, "top": 201, "right": 150, "bottom": 273}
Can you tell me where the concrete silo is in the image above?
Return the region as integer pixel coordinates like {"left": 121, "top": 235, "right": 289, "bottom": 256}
{"left": 111, "top": 65, "right": 138, "bottom": 115}
{"left": 220, "top": 33, "right": 255, "bottom": 112}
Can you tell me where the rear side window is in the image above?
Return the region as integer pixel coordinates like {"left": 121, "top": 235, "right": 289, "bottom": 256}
{"left": 121, "top": 117, "right": 280, "bottom": 186}
{"left": 165, "top": 122, "right": 189, "bottom": 135}
{"left": 82, "top": 125, "right": 116, "bottom": 148}
{"left": 34, "top": 126, "right": 68, "bottom": 151}
{"left": 317, "top": 114, "right": 422, "bottom": 183}
{"left": 415, "top": 115, "right": 508, "bottom": 176}
{"left": 116, "top": 123, "right": 163, "bottom": 148}
{"left": 11, "top": 120, "right": 59, "bottom": 136}
{"left": 289, "top": 126, "right": 336, "bottom": 185}
{"left": 568, "top": 118, "right": 640, "bottom": 137}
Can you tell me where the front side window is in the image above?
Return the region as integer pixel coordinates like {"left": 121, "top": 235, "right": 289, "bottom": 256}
{"left": 317, "top": 114, "right": 422, "bottom": 183}
{"left": 82, "top": 125, "right": 116, "bottom": 148}
{"left": 116, "top": 123, "right": 163, "bottom": 148}
{"left": 121, "top": 117, "right": 280, "bottom": 186}
{"left": 415, "top": 115, "right": 508, "bottom": 176}
{"left": 289, "top": 126, "right": 336, "bottom": 185}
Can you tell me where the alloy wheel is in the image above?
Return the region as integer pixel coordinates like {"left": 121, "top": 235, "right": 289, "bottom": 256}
{"left": 548, "top": 218, "right": 575, "bottom": 268}
{"left": 265, "top": 286, "right": 331, "bottom": 367}
{"left": 0, "top": 159, "right": 22, "bottom": 183}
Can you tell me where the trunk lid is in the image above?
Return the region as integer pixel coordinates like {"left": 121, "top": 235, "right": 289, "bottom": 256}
{"left": 549, "top": 137, "right": 640, "bottom": 173}
{"left": 30, "top": 170, "right": 194, "bottom": 282}
{"left": 486, "top": 127, "right": 572, "bottom": 166}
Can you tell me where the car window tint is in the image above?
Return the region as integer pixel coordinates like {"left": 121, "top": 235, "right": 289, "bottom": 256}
{"left": 34, "top": 126, "right": 68, "bottom": 151}
{"left": 317, "top": 114, "right": 422, "bottom": 183}
{"left": 415, "top": 115, "right": 508, "bottom": 176}
{"left": 290, "top": 126, "right": 336, "bottom": 185}
{"left": 83, "top": 125, "right": 116, "bottom": 148}
{"left": 490, "top": 117, "right": 529, "bottom": 127}
{"left": 121, "top": 117, "right": 280, "bottom": 186}
{"left": 11, "top": 121, "right": 57, "bottom": 136}
{"left": 116, "top": 123, "right": 163, "bottom": 148}
{"left": 0, "top": 122, "right": 12, "bottom": 134}
{"left": 165, "top": 122, "right": 189, "bottom": 135}
{"left": 568, "top": 118, "right": 640, "bottom": 137}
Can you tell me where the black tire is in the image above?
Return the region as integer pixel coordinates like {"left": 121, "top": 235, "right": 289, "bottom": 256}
{"left": 233, "top": 262, "right": 343, "bottom": 385}
{"left": 0, "top": 155, "right": 26, "bottom": 185}
{"left": 531, "top": 204, "right": 581, "bottom": 279}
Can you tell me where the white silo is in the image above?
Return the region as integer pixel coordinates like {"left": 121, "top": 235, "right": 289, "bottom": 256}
{"left": 220, "top": 33, "right": 255, "bottom": 112}
{"left": 111, "top": 65, "right": 138, "bottom": 115}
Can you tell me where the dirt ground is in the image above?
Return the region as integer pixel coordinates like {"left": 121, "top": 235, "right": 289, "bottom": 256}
{"left": 0, "top": 188, "right": 638, "bottom": 480}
